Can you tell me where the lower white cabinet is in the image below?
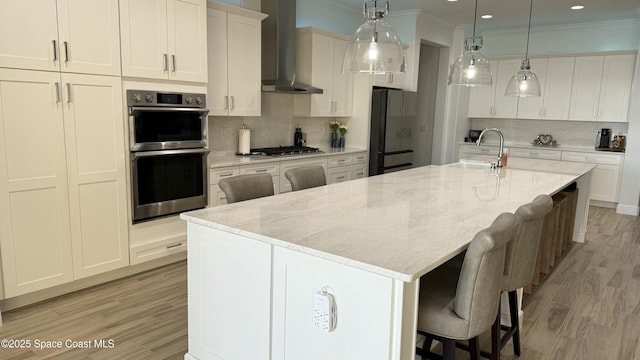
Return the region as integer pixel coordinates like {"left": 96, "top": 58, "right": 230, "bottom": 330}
{"left": 508, "top": 147, "right": 562, "bottom": 160}
{"left": 186, "top": 222, "right": 397, "bottom": 360}
{"left": 0, "top": 69, "right": 128, "bottom": 297}
{"left": 561, "top": 151, "right": 623, "bottom": 203}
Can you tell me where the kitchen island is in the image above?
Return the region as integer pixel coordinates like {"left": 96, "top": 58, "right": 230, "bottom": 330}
{"left": 181, "top": 159, "right": 594, "bottom": 360}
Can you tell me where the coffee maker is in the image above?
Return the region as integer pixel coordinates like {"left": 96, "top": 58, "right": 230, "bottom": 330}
{"left": 598, "top": 128, "right": 611, "bottom": 148}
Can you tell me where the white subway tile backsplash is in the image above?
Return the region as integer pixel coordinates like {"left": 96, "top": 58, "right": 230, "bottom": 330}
{"left": 208, "top": 93, "right": 342, "bottom": 152}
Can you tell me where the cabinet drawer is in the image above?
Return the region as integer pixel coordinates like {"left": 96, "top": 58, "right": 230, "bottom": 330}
{"left": 130, "top": 235, "right": 187, "bottom": 265}
{"left": 240, "top": 162, "right": 279, "bottom": 176}
{"left": 210, "top": 166, "right": 240, "bottom": 184}
{"left": 509, "top": 148, "right": 562, "bottom": 160}
{"left": 460, "top": 145, "right": 500, "bottom": 156}
{"left": 561, "top": 151, "right": 622, "bottom": 165}
{"left": 352, "top": 152, "right": 367, "bottom": 164}
{"left": 327, "top": 165, "right": 352, "bottom": 184}
{"left": 328, "top": 155, "right": 353, "bottom": 168}
{"left": 352, "top": 164, "right": 366, "bottom": 179}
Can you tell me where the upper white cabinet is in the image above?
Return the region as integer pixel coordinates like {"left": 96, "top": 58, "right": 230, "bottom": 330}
{"left": 294, "top": 27, "right": 354, "bottom": 117}
{"left": 120, "top": 0, "right": 207, "bottom": 82}
{"left": 0, "top": 69, "right": 129, "bottom": 297}
{"left": 0, "top": 0, "right": 121, "bottom": 75}
{"left": 569, "top": 54, "right": 635, "bottom": 122}
{"left": 517, "top": 57, "right": 574, "bottom": 120}
{"left": 468, "top": 59, "right": 519, "bottom": 118}
{"left": 207, "top": 3, "right": 266, "bottom": 116}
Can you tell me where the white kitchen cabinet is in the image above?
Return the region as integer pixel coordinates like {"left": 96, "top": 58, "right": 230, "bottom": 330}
{"left": 120, "top": 0, "right": 207, "bottom": 82}
{"left": 508, "top": 147, "right": 562, "bottom": 160}
{"left": 517, "top": 57, "right": 574, "bottom": 120}
{"left": 352, "top": 152, "right": 367, "bottom": 179}
{"left": 0, "top": 69, "right": 128, "bottom": 297}
{"left": 561, "top": 151, "right": 623, "bottom": 203}
{"left": 294, "top": 27, "right": 354, "bottom": 117}
{"left": 207, "top": 4, "right": 266, "bottom": 116}
{"left": 0, "top": 69, "right": 73, "bottom": 297}
{"left": 327, "top": 152, "right": 367, "bottom": 183}
{"left": 569, "top": 54, "right": 635, "bottom": 122}
{"left": 468, "top": 59, "right": 520, "bottom": 119}
{"left": 62, "top": 74, "right": 129, "bottom": 279}
{"left": 0, "top": 0, "right": 121, "bottom": 76}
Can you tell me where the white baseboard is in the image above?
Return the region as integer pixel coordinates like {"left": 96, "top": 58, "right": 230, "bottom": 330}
{"left": 616, "top": 204, "right": 640, "bottom": 216}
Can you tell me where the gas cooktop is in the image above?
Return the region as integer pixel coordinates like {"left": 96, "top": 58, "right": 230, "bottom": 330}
{"left": 248, "top": 146, "right": 322, "bottom": 156}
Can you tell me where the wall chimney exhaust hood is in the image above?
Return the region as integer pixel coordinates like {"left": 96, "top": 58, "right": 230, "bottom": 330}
{"left": 261, "top": 0, "right": 323, "bottom": 94}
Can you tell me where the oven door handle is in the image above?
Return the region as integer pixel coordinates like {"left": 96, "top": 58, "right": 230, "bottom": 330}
{"left": 129, "top": 107, "right": 209, "bottom": 116}
{"left": 131, "top": 148, "right": 210, "bottom": 159}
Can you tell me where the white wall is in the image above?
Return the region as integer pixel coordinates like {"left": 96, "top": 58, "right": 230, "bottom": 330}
{"left": 297, "top": 0, "right": 362, "bottom": 36}
{"left": 617, "top": 39, "right": 640, "bottom": 216}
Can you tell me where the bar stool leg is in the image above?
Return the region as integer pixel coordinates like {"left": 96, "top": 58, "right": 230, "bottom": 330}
{"left": 490, "top": 309, "right": 501, "bottom": 360}
{"left": 469, "top": 337, "right": 481, "bottom": 360}
{"left": 443, "top": 339, "right": 456, "bottom": 360}
{"left": 508, "top": 290, "right": 521, "bottom": 356}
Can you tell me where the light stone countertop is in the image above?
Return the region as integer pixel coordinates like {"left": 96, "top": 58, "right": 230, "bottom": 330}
{"left": 208, "top": 146, "right": 367, "bottom": 168}
{"left": 182, "top": 158, "right": 594, "bottom": 282}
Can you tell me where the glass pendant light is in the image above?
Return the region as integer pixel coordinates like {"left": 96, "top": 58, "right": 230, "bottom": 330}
{"left": 342, "top": 0, "right": 405, "bottom": 74}
{"left": 505, "top": 0, "right": 541, "bottom": 97}
{"left": 447, "top": 0, "right": 492, "bottom": 86}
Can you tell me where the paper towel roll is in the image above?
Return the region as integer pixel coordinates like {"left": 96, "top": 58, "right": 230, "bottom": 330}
{"left": 238, "top": 128, "right": 251, "bottom": 154}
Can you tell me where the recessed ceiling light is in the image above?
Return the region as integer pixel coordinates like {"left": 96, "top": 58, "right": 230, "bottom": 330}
{"left": 571, "top": 5, "right": 585, "bottom": 10}
{"left": 481, "top": 14, "right": 493, "bottom": 19}
{"left": 447, "top": 0, "right": 458, "bottom": 2}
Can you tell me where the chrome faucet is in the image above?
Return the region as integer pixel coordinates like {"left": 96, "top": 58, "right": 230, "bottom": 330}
{"left": 476, "top": 128, "right": 505, "bottom": 168}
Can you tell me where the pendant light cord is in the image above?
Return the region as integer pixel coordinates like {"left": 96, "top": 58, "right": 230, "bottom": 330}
{"left": 525, "top": 0, "right": 533, "bottom": 59}
{"left": 472, "top": 0, "right": 478, "bottom": 37}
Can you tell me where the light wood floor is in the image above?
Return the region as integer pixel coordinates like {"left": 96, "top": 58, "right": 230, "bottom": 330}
{"left": 1, "top": 206, "right": 639, "bottom": 359}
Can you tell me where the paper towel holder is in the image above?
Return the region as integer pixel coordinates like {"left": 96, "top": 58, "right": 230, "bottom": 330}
{"left": 236, "top": 124, "right": 253, "bottom": 156}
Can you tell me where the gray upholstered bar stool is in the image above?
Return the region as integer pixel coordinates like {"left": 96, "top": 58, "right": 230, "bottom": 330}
{"left": 218, "top": 173, "right": 274, "bottom": 204}
{"left": 416, "top": 212, "right": 518, "bottom": 360}
{"left": 488, "top": 194, "right": 553, "bottom": 359}
{"left": 284, "top": 165, "right": 326, "bottom": 191}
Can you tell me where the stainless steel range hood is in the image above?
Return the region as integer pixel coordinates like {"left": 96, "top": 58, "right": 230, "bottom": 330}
{"left": 261, "top": 0, "right": 323, "bottom": 94}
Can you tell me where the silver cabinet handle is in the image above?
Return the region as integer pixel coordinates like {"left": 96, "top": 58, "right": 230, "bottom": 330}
{"left": 230, "top": 96, "right": 234, "bottom": 110}
{"left": 52, "top": 40, "right": 58, "bottom": 61}
{"left": 255, "top": 169, "right": 268, "bottom": 173}
{"left": 163, "top": 54, "right": 168, "bottom": 71}
{"left": 54, "top": 82, "right": 61, "bottom": 102}
{"left": 66, "top": 83, "right": 72, "bottom": 103}
{"left": 337, "top": 176, "right": 346, "bottom": 180}
{"left": 63, "top": 41, "right": 69, "bottom": 62}
{"left": 224, "top": 96, "right": 229, "bottom": 110}
{"left": 171, "top": 54, "right": 176, "bottom": 71}
{"left": 166, "top": 243, "right": 183, "bottom": 249}
{"left": 219, "top": 173, "right": 234, "bottom": 178}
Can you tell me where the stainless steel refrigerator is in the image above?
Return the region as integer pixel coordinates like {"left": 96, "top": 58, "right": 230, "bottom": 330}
{"left": 369, "top": 87, "right": 416, "bottom": 175}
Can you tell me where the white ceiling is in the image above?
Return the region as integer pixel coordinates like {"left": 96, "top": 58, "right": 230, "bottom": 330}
{"left": 335, "top": 0, "right": 640, "bottom": 31}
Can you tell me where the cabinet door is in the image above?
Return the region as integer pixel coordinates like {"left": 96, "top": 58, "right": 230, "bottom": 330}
{"left": 0, "top": 69, "right": 73, "bottom": 297}
{"left": 309, "top": 34, "right": 335, "bottom": 116}
{"left": 56, "top": 0, "right": 121, "bottom": 76}
{"left": 227, "top": 13, "right": 262, "bottom": 116}
{"left": 120, "top": 0, "right": 169, "bottom": 79}
{"left": 332, "top": 39, "right": 353, "bottom": 116}
{"left": 61, "top": 74, "right": 129, "bottom": 279}
{"left": 598, "top": 55, "right": 635, "bottom": 122}
{"left": 516, "top": 58, "right": 547, "bottom": 119}
{"left": 0, "top": 0, "right": 59, "bottom": 71}
{"left": 167, "top": 0, "right": 207, "bottom": 82}
{"left": 207, "top": 8, "right": 229, "bottom": 116}
{"left": 569, "top": 56, "right": 603, "bottom": 121}
{"left": 541, "top": 57, "right": 574, "bottom": 120}
{"left": 590, "top": 164, "right": 620, "bottom": 202}
{"left": 468, "top": 60, "right": 497, "bottom": 118}
{"left": 493, "top": 59, "right": 520, "bottom": 118}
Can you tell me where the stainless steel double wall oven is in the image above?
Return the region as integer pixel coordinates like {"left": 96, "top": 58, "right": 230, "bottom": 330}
{"left": 128, "top": 90, "right": 209, "bottom": 223}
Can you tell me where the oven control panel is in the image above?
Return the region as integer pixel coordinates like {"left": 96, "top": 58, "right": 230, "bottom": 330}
{"left": 127, "top": 90, "right": 206, "bottom": 108}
